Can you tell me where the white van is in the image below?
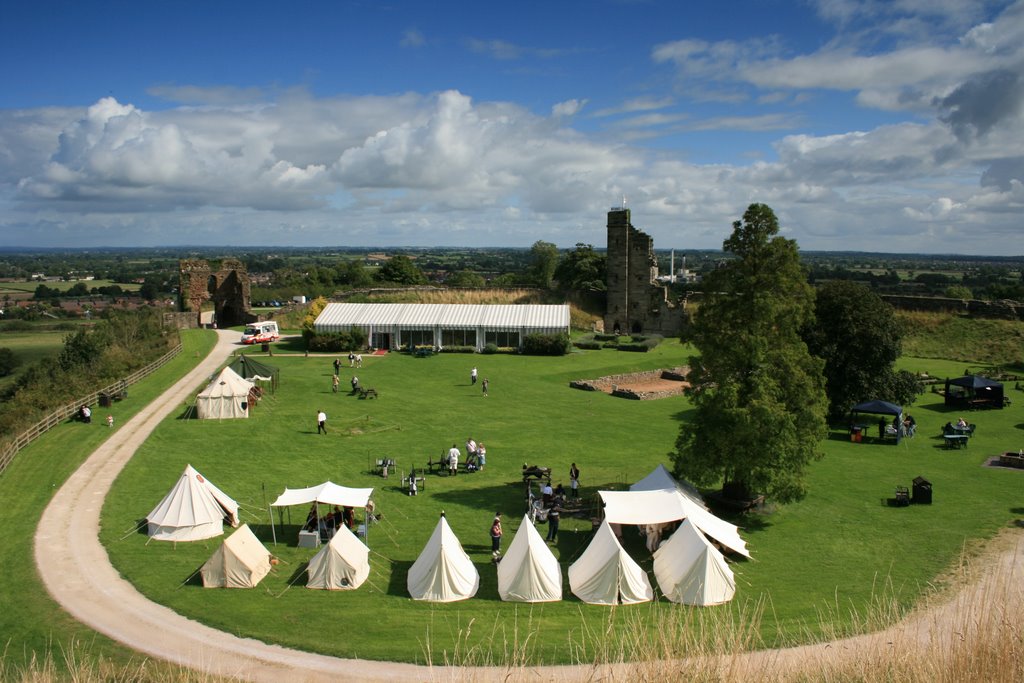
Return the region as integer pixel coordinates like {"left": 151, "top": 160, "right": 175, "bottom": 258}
{"left": 241, "top": 321, "right": 280, "bottom": 345}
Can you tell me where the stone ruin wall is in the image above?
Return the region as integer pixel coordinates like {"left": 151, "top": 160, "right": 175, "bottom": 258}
{"left": 178, "top": 258, "right": 253, "bottom": 328}
{"left": 880, "top": 294, "right": 1024, "bottom": 321}
{"left": 570, "top": 366, "right": 690, "bottom": 400}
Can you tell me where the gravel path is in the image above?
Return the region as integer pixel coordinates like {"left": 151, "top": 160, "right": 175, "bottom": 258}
{"left": 33, "top": 330, "right": 1024, "bottom": 681}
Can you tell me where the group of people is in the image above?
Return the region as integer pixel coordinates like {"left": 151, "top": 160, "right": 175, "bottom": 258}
{"left": 330, "top": 357, "right": 363, "bottom": 395}
{"left": 304, "top": 504, "right": 355, "bottom": 538}
{"left": 444, "top": 438, "right": 489, "bottom": 475}
{"left": 470, "top": 367, "right": 489, "bottom": 396}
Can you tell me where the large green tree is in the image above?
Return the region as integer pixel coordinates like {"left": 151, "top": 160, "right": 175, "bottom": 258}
{"left": 554, "top": 243, "right": 606, "bottom": 291}
{"left": 804, "top": 280, "right": 912, "bottom": 419}
{"left": 376, "top": 255, "right": 426, "bottom": 285}
{"left": 528, "top": 241, "right": 559, "bottom": 289}
{"left": 672, "top": 204, "right": 827, "bottom": 503}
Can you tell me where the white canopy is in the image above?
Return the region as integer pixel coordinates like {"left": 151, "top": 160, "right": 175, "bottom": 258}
{"left": 146, "top": 464, "right": 239, "bottom": 542}
{"left": 200, "top": 524, "right": 272, "bottom": 588}
{"left": 271, "top": 482, "right": 374, "bottom": 509}
{"left": 196, "top": 366, "right": 253, "bottom": 419}
{"left": 306, "top": 525, "right": 370, "bottom": 590}
{"left": 407, "top": 515, "right": 479, "bottom": 602}
{"left": 497, "top": 515, "right": 563, "bottom": 603}
{"left": 630, "top": 464, "right": 707, "bottom": 510}
{"left": 599, "top": 489, "right": 750, "bottom": 559}
{"left": 568, "top": 520, "right": 653, "bottom": 605}
{"left": 653, "top": 518, "right": 736, "bottom": 606}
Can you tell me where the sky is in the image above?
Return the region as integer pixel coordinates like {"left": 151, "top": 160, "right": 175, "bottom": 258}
{"left": 1, "top": 1, "right": 1022, "bottom": 255}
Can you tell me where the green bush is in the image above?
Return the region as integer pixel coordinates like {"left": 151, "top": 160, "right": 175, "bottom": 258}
{"left": 602, "top": 341, "right": 619, "bottom": 348}
{"left": 573, "top": 340, "right": 602, "bottom": 350}
{"left": 482, "top": 343, "right": 500, "bottom": 354}
{"left": 522, "top": 332, "right": 570, "bottom": 356}
{"left": 439, "top": 345, "right": 476, "bottom": 353}
{"left": 617, "top": 339, "right": 658, "bottom": 352}
{"left": 305, "top": 331, "right": 365, "bottom": 352}
{"left": 594, "top": 333, "right": 618, "bottom": 341}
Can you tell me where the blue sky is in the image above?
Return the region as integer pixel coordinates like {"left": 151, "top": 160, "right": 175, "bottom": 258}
{"left": 2, "top": 0, "right": 1022, "bottom": 254}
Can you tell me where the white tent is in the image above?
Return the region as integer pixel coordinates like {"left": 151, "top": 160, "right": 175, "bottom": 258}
{"left": 306, "top": 525, "right": 370, "bottom": 590}
{"left": 653, "top": 518, "right": 736, "bottom": 606}
{"left": 269, "top": 482, "right": 375, "bottom": 546}
{"left": 407, "top": 514, "right": 479, "bottom": 602}
{"left": 196, "top": 366, "right": 254, "bottom": 419}
{"left": 631, "top": 464, "right": 708, "bottom": 510}
{"left": 200, "top": 524, "right": 272, "bottom": 588}
{"left": 599, "top": 489, "right": 750, "bottom": 559}
{"left": 146, "top": 464, "right": 240, "bottom": 542}
{"left": 497, "top": 514, "right": 562, "bottom": 603}
{"left": 568, "top": 520, "right": 653, "bottom": 605}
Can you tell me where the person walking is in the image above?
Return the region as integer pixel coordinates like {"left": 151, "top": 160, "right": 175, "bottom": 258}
{"left": 490, "top": 512, "right": 503, "bottom": 559}
{"left": 331, "top": 374, "right": 339, "bottom": 393}
{"left": 569, "top": 463, "right": 580, "bottom": 499}
{"left": 333, "top": 357, "right": 341, "bottom": 375}
{"left": 470, "top": 367, "right": 478, "bottom": 385}
{"left": 317, "top": 409, "right": 327, "bottom": 434}
{"left": 545, "top": 498, "right": 561, "bottom": 543}
{"left": 482, "top": 378, "right": 489, "bottom": 396}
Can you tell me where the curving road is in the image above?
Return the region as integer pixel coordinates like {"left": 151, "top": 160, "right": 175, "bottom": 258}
{"left": 34, "top": 329, "right": 1024, "bottom": 681}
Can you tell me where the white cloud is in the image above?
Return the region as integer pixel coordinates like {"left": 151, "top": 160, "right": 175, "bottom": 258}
{"left": 552, "top": 99, "right": 587, "bottom": 117}
{"left": 401, "top": 28, "right": 426, "bottom": 48}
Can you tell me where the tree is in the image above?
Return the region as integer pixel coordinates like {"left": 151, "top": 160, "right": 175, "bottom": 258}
{"left": 554, "top": 243, "right": 606, "bottom": 291}
{"left": 447, "top": 270, "right": 486, "bottom": 288}
{"left": 336, "top": 260, "right": 373, "bottom": 288}
{"left": 376, "top": 255, "right": 426, "bottom": 285}
{"left": 804, "top": 280, "right": 905, "bottom": 420}
{"left": 0, "top": 348, "right": 15, "bottom": 377}
{"left": 528, "top": 241, "right": 559, "bottom": 289}
{"left": 672, "top": 204, "right": 827, "bottom": 503}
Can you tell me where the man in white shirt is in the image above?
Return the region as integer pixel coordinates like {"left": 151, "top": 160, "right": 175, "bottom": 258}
{"left": 447, "top": 444, "right": 461, "bottom": 476}
{"left": 317, "top": 410, "right": 327, "bottom": 434}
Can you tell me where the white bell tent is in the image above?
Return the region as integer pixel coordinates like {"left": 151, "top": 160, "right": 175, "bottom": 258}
{"left": 497, "top": 514, "right": 562, "bottom": 603}
{"left": 306, "top": 524, "right": 370, "bottom": 590}
{"left": 653, "top": 518, "right": 736, "bottom": 605}
{"left": 200, "top": 524, "right": 272, "bottom": 588}
{"left": 195, "top": 366, "right": 254, "bottom": 419}
{"left": 407, "top": 513, "right": 479, "bottom": 602}
{"left": 630, "top": 463, "right": 708, "bottom": 510}
{"left": 145, "top": 464, "right": 240, "bottom": 542}
{"left": 568, "top": 520, "right": 653, "bottom": 605}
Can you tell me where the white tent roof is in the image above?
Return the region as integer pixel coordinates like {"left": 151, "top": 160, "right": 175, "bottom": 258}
{"left": 407, "top": 515, "right": 479, "bottom": 602}
{"left": 200, "top": 524, "right": 272, "bottom": 588}
{"left": 271, "top": 482, "right": 374, "bottom": 509}
{"left": 568, "top": 520, "right": 653, "bottom": 605}
{"left": 306, "top": 525, "right": 370, "bottom": 590}
{"left": 599, "top": 489, "right": 750, "bottom": 558}
{"left": 146, "top": 464, "right": 240, "bottom": 542}
{"left": 653, "top": 518, "right": 736, "bottom": 606}
{"left": 497, "top": 515, "right": 563, "bottom": 603}
{"left": 314, "top": 303, "right": 570, "bottom": 333}
{"left": 196, "top": 366, "right": 253, "bottom": 419}
{"left": 631, "top": 464, "right": 707, "bottom": 510}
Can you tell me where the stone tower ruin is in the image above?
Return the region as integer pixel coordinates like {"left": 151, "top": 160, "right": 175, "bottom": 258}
{"left": 178, "top": 258, "right": 252, "bottom": 328}
{"left": 604, "top": 207, "right": 686, "bottom": 336}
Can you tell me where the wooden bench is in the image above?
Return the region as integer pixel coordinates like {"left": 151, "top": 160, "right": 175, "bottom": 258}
{"left": 359, "top": 387, "right": 378, "bottom": 399}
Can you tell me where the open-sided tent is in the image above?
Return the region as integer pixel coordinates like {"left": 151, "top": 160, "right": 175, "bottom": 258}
{"left": 306, "top": 524, "right": 370, "bottom": 590}
{"left": 497, "top": 514, "right": 562, "bottom": 603}
{"left": 228, "top": 354, "right": 279, "bottom": 393}
{"left": 200, "top": 524, "right": 272, "bottom": 588}
{"left": 269, "top": 482, "right": 374, "bottom": 546}
{"left": 631, "top": 463, "right": 707, "bottom": 510}
{"left": 851, "top": 399, "right": 904, "bottom": 443}
{"left": 146, "top": 464, "right": 239, "bottom": 542}
{"left": 407, "top": 514, "right": 479, "bottom": 602}
{"left": 195, "top": 366, "right": 254, "bottom": 419}
{"left": 599, "top": 489, "right": 751, "bottom": 558}
{"left": 568, "top": 520, "right": 653, "bottom": 605}
{"left": 945, "top": 375, "right": 1005, "bottom": 410}
{"left": 653, "top": 518, "right": 736, "bottom": 605}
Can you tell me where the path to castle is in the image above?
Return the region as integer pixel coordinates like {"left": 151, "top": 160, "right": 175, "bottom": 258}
{"left": 34, "top": 329, "right": 1024, "bottom": 681}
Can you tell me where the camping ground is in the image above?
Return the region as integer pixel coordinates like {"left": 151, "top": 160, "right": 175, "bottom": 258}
{"left": 92, "top": 332, "right": 1024, "bottom": 665}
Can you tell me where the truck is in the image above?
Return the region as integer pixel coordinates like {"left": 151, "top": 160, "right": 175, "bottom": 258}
{"left": 240, "top": 321, "right": 280, "bottom": 345}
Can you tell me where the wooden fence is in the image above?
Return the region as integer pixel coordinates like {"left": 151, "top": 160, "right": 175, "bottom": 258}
{"left": 0, "top": 339, "right": 183, "bottom": 475}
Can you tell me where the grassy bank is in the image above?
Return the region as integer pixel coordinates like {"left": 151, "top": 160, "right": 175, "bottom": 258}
{"left": 899, "top": 311, "right": 1024, "bottom": 367}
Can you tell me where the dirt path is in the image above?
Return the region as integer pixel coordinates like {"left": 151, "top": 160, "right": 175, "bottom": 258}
{"left": 34, "top": 330, "right": 1024, "bottom": 681}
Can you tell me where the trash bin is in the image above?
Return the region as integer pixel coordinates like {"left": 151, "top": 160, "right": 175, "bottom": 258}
{"left": 912, "top": 476, "right": 932, "bottom": 504}
{"left": 99, "top": 394, "right": 112, "bottom": 408}
{"left": 850, "top": 426, "right": 862, "bottom": 443}
{"left": 261, "top": 343, "right": 270, "bottom": 352}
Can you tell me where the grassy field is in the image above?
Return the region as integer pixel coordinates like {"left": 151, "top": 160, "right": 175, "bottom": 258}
{"left": 96, "top": 338, "right": 1024, "bottom": 666}
{"left": 0, "top": 326, "right": 82, "bottom": 393}
{"left": 0, "top": 329, "right": 217, "bottom": 670}
{"left": 899, "top": 311, "right": 1024, "bottom": 367}
{"left": 0, "top": 279, "right": 140, "bottom": 294}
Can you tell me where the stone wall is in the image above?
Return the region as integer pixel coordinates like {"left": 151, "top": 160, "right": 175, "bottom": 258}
{"left": 178, "top": 258, "right": 254, "bottom": 328}
{"left": 880, "top": 294, "right": 1024, "bottom": 320}
{"left": 570, "top": 366, "right": 690, "bottom": 400}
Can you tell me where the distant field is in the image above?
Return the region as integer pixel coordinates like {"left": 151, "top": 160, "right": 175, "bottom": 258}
{"left": 0, "top": 279, "right": 140, "bottom": 294}
{"left": 0, "top": 327, "right": 80, "bottom": 393}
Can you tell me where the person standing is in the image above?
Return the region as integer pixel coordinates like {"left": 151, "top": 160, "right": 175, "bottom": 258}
{"left": 355, "top": 353, "right": 363, "bottom": 368}
{"left": 447, "top": 444, "right": 461, "bottom": 476}
{"left": 332, "top": 374, "right": 339, "bottom": 393}
{"left": 317, "top": 409, "right": 327, "bottom": 434}
{"left": 333, "top": 357, "right": 341, "bottom": 375}
{"left": 545, "top": 498, "right": 561, "bottom": 543}
{"left": 471, "top": 367, "right": 478, "bottom": 385}
{"left": 476, "top": 443, "right": 487, "bottom": 471}
{"left": 569, "top": 463, "right": 580, "bottom": 499}
{"left": 482, "top": 378, "right": 489, "bottom": 396}
{"left": 490, "top": 512, "right": 503, "bottom": 559}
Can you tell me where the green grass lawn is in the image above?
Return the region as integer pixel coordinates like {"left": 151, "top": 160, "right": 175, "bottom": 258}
{"left": 0, "top": 329, "right": 217, "bottom": 671}
{"left": 0, "top": 328, "right": 73, "bottom": 393}
{"left": 97, "top": 341, "right": 1024, "bottom": 665}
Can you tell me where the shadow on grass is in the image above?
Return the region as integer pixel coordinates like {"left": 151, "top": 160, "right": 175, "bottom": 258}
{"left": 670, "top": 407, "right": 697, "bottom": 423}
{"left": 386, "top": 560, "right": 412, "bottom": 597}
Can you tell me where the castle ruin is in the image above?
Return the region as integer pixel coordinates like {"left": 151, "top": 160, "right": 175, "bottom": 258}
{"left": 178, "top": 258, "right": 252, "bottom": 328}
{"left": 604, "top": 207, "right": 686, "bottom": 336}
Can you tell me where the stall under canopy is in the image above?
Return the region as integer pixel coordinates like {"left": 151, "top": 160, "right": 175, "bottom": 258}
{"left": 269, "top": 482, "right": 374, "bottom": 545}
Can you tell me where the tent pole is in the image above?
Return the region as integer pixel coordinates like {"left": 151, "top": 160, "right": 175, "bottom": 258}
{"left": 269, "top": 505, "right": 277, "bottom": 546}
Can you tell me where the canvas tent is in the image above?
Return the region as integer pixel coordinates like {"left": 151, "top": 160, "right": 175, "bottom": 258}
{"left": 631, "top": 463, "right": 707, "bottom": 510}
{"left": 228, "top": 354, "right": 279, "bottom": 393}
{"left": 200, "top": 524, "right": 272, "bottom": 588}
{"left": 269, "top": 482, "right": 374, "bottom": 546}
{"left": 407, "top": 514, "right": 479, "bottom": 602}
{"left": 653, "top": 518, "right": 736, "bottom": 606}
{"left": 306, "top": 524, "right": 370, "bottom": 590}
{"left": 145, "top": 464, "right": 240, "bottom": 542}
{"left": 568, "top": 520, "right": 653, "bottom": 605}
{"left": 497, "top": 514, "right": 563, "bottom": 603}
{"left": 195, "top": 366, "right": 254, "bottom": 419}
{"left": 599, "top": 489, "right": 751, "bottom": 558}
{"left": 851, "top": 399, "right": 904, "bottom": 443}
{"left": 945, "top": 375, "right": 1005, "bottom": 410}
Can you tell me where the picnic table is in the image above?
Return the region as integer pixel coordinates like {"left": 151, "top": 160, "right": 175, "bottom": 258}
{"left": 944, "top": 434, "right": 969, "bottom": 449}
